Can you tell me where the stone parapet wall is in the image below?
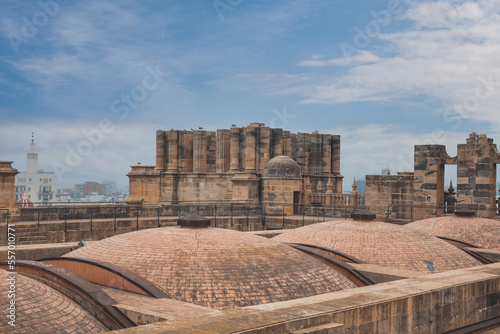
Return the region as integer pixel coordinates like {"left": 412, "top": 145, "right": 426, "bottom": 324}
{"left": 109, "top": 263, "right": 500, "bottom": 334}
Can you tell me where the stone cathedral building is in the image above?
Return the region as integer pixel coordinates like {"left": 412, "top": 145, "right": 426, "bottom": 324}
{"left": 127, "top": 123, "right": 343, "bottom": 213}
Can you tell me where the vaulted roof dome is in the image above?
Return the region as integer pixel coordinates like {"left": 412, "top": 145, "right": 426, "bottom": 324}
{"left": 64, "top": 226, "right": 356, "bottom": 310}
{"left": 263, "top": 156, "right": 301, "bottom": 179}
{"left": 0, "top": 269, "right": 107, "bottom": 333}
{"left": 403, "top": 216, "right": 500, "bottom": 250}
{"left": 273, "top": 220, "right": 482, "bottom": 273}
{"left": 17, "top": 193, "right": 34, "bottom": 208}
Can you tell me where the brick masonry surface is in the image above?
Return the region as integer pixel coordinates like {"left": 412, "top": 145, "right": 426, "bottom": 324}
{"left": 273, "top": 220, "right": 482, "bottom": 273}
{"left": 65, "top": 226, "right": 357, "bottom": 310}
{"left": 0, "top": 269, "right": 107, "bottom": 333}
{"left": 403, "top": 216, "right": 500, "bottom": 250}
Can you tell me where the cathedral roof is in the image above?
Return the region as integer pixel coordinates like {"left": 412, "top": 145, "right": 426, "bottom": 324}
{"left": 403, "top": 216, "right": 500, "bottom": 250}
{"left": 64, "top": 225, "right": 356, "bottom": 310}
{"left": 17, "top": 193, "right": 34, "bottom": 208}
{"left": 263, "top": 156, "right": 301, "bottom": 179}
{"left": 0, "top": 269, "right": 107, "bottom": 334}
{"left": 273, "top": 220, "right": 482, "bottom": 273}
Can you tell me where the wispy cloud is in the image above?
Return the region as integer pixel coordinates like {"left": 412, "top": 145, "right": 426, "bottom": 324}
{"left": 296, "top": 0, "right": 500, "bottom": 125}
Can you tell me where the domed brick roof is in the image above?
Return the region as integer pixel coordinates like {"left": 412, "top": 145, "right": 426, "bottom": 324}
{"left": 273, "top": 220, "right": 482, "bottom": 273}
{"left": 64, "top": 226, "right": 356, "bottom": 310}
{"left": 0, "top": 269, "right": 107, "bottom": 334}
{"left": 17, "top": 193, "right": 34, "bottom": 208}
{"left": 263, "top": 156, "right": 301, "bottom": 179}
{"left": 403, "top": 216, "right": 500, "bottom": 250}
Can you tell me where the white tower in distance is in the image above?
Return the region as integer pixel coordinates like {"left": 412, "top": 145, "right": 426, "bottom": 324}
{"left": 27, "top": 132, "right": 38, "bottom": 174}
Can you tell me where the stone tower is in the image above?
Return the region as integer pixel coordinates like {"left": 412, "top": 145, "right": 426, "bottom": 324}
{"left": 457, "top": 133, "right": 500, "bottom": 218}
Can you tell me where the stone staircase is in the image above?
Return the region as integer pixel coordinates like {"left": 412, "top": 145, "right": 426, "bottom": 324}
{"left": 13, "top": 225, "right": 50, "bottom": 245}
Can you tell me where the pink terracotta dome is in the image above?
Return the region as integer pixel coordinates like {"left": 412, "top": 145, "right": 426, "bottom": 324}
{"left": 403, "top": 215, "right": 500, "bottom": 250}
{"left": 64, "top": 226, "right": 357, "bottom": 310}
{"left": 17, "top": 193, "right": 34, "bottom": 208}
{"left": 273, "top": 220, "right": 482, "bottom": 273}
{"left": 0, "top": 269, "right": 107, "bottom": 333}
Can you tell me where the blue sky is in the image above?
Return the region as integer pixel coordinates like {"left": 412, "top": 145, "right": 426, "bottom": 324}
{"left": 1, "top": 0, "right": 500, "bottom": 190}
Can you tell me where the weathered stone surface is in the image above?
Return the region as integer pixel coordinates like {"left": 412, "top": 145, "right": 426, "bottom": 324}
{"left": 274, "top": 220, "right": 481, "bottom": 273}
{"left": 129, "top": 124, "right": 343, "bottom": 206}
{"left": 404, "top": 215, "right": 500, "bottom": 250}
{"left": 108, "top": 263, "right": 500, "bottom": 334}
{"left": 0, "top": 161, "right": 18, "bottom": 211}
{"left": 366, "top": 133, "right": 500, "bottom": 221}
{"left": 65, "top": 226, "right": 357, "bottom": 310}
{"left": 0, "top": 269, "right": 108, "bottom": 333}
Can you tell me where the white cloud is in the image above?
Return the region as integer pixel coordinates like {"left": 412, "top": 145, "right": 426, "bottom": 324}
{"left": 297, "top": 1, "right": 500, "bottom": 124}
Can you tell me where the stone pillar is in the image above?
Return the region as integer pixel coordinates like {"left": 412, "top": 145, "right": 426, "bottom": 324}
{"left": 457, "top": 133, "right": 500, "bottom": 218}
{"left": 126, "top": 165, "right": 160, "bottom": 205}
{"left": 297, "top": 133, "right": 309, "bottom": 175}
{"left": 413, "top": 145, "right": 450, "bottom": 219}
{"left": 283, "top": 131, "right": 291, "bottom": 157}
{"left": 322, "top": 135, "right": 332, "bottom": 174}
{"left": 335, "top": 176, "right": 343, "bottom": 194}
{"left": 156, "top": 130, "right": 166, "bottom": 172}
{"left": 258, "top": 126, "right": 270, "bottom": 173}
{"left": 303, "top": 177, "right": 312, "bottom": 205}
{"left": 245, "top": 126, "right": 256, "bottom": 172}
{"left": 193, "top": 130, "right": 206, "bottom": 173}
{"left": 325, "top": 177, "right": 333, "bottom": 206}
{"left": 0, "top": 161, "right": 18, "bottom": 210}
{"left": 331, "top": 135, "right": 341, "bottom": 174}
{"left": 272, "top": 128, "right": 283, "bottom": 157}
{"left": 229, "top": 127, "right": 240, "bottom": 171}
{"left": 167, "top": 130, "right": 178, "bottom": 172}
{"left": 216, "top": 129, "right": 230, "bottom": 173}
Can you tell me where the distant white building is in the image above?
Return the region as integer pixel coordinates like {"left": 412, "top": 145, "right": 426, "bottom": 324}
{"left": 15, "top": 134, "right": 56, "bottom": 204}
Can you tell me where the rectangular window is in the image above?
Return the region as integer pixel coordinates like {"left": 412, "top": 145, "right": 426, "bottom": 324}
{"left": 29, "top": 178, "right": 32, "bottom": 182}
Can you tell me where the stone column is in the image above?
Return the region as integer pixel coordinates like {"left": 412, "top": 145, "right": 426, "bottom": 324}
{"left": 216, "top": 129, "right": 230, "bottom": 173}
{"left": 271, "top": 128, "right": 283, "bottom": 158}
{"left": 297, "top": 133, "right": 309, "bottom": 175}
{"left": 229, "top": 127, "right": 240, "bottom": 171}
{"left": 193, "top": 130, "right": 206, "bottom": 173}
{"left": 331, "top": 135, "right": 341, "bottom": 174}
{"left": 245, "top": 126, "right": 256, "bottom": 172}
{"left": 335, "top": 176, "right": 343, "bottom": 194}
{"left": 283, "top": 131, "right": 291, "bottom": 157}
{"left": 258, "top": 126, "right": 270, "bottom": 173}
{"left": 413, "top": 145, "right": 449, "bottom": 219}
{"left": 167, "top": 130, "right": 178, "bottom": 172}
{"left": 322, "top": 135, "right": 332, "bottom": 175}
{"left": 156, "top": 130, "right": 166, "bottom": 172}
